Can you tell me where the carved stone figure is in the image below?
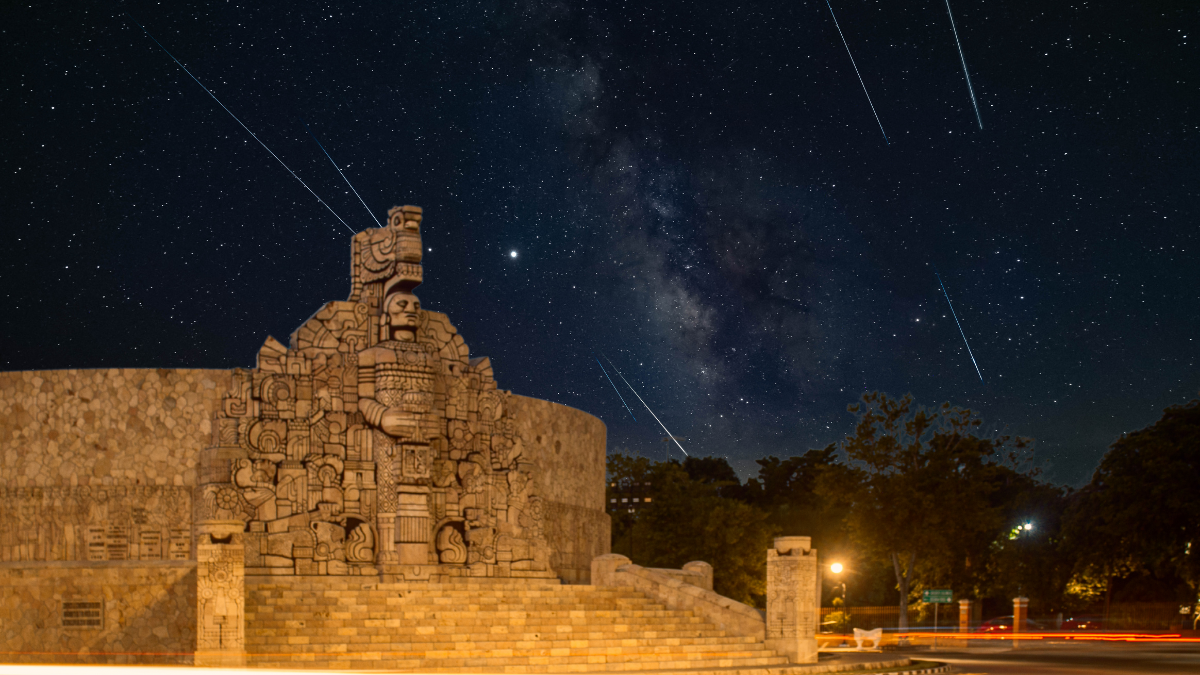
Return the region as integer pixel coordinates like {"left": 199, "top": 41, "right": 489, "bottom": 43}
{"left": 197, "top": 205, "right": 551, "bottom": 580}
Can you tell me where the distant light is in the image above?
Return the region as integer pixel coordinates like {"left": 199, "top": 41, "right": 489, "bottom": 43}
{"left": 1024, "top": 522, "right": 1033, "bottom": 531}
{"left": 830, "top": 563, "right": 843, "bottom": 574}
{"left": 510, "top": 250, "right": 518, "bottom": 258}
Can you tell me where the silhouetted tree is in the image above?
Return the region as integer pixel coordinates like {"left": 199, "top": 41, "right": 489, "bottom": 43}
{"left": 607, "top": 453, "right": 776, "bottom": 605}
{"left": 1064, "top": 398, "right": 1200, "bottom": 603}
{"left": 821, "top": 392, "right": 1032, "bottom": 629}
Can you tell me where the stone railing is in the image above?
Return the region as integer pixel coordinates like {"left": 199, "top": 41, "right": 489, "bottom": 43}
{"left": 645, "top": 562, "right": 713, "bottom": 591}
{"left": 590, "top": 554, "right": 764, "bottom": 639}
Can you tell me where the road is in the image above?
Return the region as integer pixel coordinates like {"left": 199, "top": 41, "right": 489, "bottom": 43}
{"left": 925, "top": 643, "right": 1200, "bottom": 674}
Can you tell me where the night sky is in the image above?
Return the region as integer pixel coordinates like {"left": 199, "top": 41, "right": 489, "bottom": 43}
{"left": 2, "top": 1, "right": 1196, "bottom": 486}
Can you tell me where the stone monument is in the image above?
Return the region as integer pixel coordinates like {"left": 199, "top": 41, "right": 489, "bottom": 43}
{"left": 196, "top": 205, "right": 553, "bottom": 581}
{"left": 0, "top": 204, "right": 609, "bottom": 663}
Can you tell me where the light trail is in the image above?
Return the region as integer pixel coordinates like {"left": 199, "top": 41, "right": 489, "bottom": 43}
{"left": 595, "top": 356, "right": 637, "bottom": 421}
{"left": 823, "top": 0, "right": 889, "bottom": 145}
{"left": 603, "top": 356, "right": 689, "bottom": 457}
{"left": 936, "top": 272, "right": 984, "bottom": 384}
{"left": 943, "top": 0, "right": 984, "bottom": 129}
{"left": 126, "top": 14, "right": 354, "bottom": 234}
{"left": 302, "top": 120, "right": 381, "bottom": 228}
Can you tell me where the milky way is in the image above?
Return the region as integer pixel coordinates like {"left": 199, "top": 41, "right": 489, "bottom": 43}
{"left": 1, "top": 2, "right": 1196, "bottom": 485}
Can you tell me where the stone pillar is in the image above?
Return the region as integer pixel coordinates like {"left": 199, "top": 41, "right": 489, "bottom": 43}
{"left": 376, "top": 513, "right": 398, "bottom": 563}
{"left": 958, "top": 599, "right": 974, "bottom": 632}
{"left": 1013, "top": 596, "right": 1029, "bottom": 633}
{"left": 194, "top": 522, "right": 246, "bottom": 667}
{"left": 765, "top": 536, "right": 819, "bottom": 664}
{"left": 683, "top": 561, "right": 714, "bottom": 591}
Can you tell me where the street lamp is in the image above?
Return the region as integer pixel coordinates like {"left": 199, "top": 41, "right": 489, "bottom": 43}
{"left": 830, "top": 563, "right": 848, "bottom": 635}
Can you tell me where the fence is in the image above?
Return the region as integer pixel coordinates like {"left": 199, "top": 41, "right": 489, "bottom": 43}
{"left": 1072, "top": 602, "right": 1193, "bottom": 631}
{"left": 820, "top": 606, "right": 921, "bottom": 632}
{"left": 823, "top": 601, "right": 1195, "bottom": 633}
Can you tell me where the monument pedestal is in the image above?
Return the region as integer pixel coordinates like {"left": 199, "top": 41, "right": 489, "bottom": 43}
{"left": 765, "top": 536, "right": 819, "bottom": 664}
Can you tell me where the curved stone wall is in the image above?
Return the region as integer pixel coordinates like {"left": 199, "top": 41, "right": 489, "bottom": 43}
{"left": 0, "top": 369, "right": 609, "bottom": 578}
{"left": 510, "top": 395, "right": 610, "bottom": 583}
{"left": 0, "top": 368, "right": 227, "bottom": 488}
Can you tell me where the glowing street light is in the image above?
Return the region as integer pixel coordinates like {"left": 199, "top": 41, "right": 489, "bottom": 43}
{"left": 829, "top": 563, "right": 848, "bottom": 634}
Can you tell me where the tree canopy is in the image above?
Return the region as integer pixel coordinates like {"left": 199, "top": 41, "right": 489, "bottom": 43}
{"left": 1064, "top": 398, "right": 1200, "bottom": 600}
{"left": 605, "top": 392, "right": 1199, "bottom": 622}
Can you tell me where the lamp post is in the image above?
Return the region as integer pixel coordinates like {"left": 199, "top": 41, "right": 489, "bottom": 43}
{"left": 830, "top": 563, "right": 848, "bottom": 635}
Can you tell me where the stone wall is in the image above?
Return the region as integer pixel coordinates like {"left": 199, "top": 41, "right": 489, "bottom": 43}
{"left": 0, "top": 368, "right": 228, "bottom": 488}
{"left": 0, "top": 561, "right": 196, "bottom": 664}
{"left": 510, "top": 395, "right": 610, "bottom": 583}
{"left": 0, "top": 370, "right": 608, "bottom": 580}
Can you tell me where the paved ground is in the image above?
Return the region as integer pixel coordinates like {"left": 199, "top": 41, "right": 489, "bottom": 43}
{"left": 912, "top": 643, "right": 1200, "bottom": 674}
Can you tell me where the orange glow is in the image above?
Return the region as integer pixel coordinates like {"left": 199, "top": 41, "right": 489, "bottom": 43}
{"left": 816, "top": 631, "right": 1200, "bottom": 644}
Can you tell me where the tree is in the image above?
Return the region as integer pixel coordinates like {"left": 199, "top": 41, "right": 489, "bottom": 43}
{"left": 823, "top": 392, "right": 1032, "bottom": 629}
{"left": 980, "top": 475, "right": 1074, "bottom": 613}
{"left": 606, "top": 453, "right": 777, "bottom": 605}
{"left": 745, "top": 446, "right": 856, "bottom": 562}
{"left": 632, "top": 460, "right": 777, "bottom": 604}
{"left": 1063, "top": 398, "right": 1200, "bottom": 602}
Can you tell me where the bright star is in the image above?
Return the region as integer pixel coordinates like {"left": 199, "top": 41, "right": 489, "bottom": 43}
{"left": 510, "top": 250, "right": 518, "bottom": 258}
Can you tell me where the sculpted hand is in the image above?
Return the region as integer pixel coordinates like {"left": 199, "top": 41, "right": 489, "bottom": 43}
{"left": 380, "top": 408, "right": 412, "bottom": 438}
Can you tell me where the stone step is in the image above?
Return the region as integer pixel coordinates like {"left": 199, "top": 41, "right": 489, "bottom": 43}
{"left": 246, "top": 586, "right": 648, "bottom": 595}
{"left": 243, "top": 641, "right": 777, "bottom": 659}
{"left": 246, "top": 622, "right": 722, "bottom": 641}
{"left": 240, "top": 579, "right": 789, "bottom": 674}
{"left": 244, "top": 634, "right": 760, "bottom": 649}
{"left": 248, "top": 601, "right": 665, "bottom": 613}
{"left": 245, "top": 654, "right": 789, "bottom": 671}
{"left": 244, "top": 625, "right": 727, "bottom": 637}
{"left": 246, "top": 580, "right": 575, "bottom": 592}
{"left": 243, "top": 634, "right": 763, "bottom": 650}
{"left": 243, "top": 624, "right": 729, "bottom": 638}
{"left": 248, "top": 608, "right": 697, "bottom": 620}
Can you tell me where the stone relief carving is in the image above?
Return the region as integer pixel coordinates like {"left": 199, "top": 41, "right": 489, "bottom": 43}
{"left": 196, "top": 542, "right": 245, "bottom": 655}
{"left": 198, "top": 205, "right": 551, "bottom": 579}
{"left": 765, "top": 536, "right": 820, "bottom": 664}
{"left": 0, "top": 486, "right": 191, "bottom": 562}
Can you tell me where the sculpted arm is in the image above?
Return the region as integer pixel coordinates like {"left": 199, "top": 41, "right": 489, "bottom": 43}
{"left": 357, "top": 351, "right": 387, "bottom": 427}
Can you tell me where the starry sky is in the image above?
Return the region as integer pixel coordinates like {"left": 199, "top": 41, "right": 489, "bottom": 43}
{"left": 1, "top": 1, "right": 1196, "bottom": 486}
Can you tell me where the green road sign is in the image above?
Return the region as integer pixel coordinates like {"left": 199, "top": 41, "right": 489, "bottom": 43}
{"left": 922, "top": 589, "right": 952, "bottom": 603}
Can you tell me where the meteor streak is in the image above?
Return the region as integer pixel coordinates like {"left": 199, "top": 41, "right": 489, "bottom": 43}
{"left": 604, "top": 356, "right": 689, "bottom": 458}
{"left": 595, "top": 356, "right": 637, "bottom": 421}
{"left": 943, "top": 0, "right": 984, "bottom": 130}
{"left": 303, "top": 120, "right": 382, "bottom": 228}
{"left": 824, "top": 0, "right": 889, "bottom": 145}
{"left": 126, "top": 15, "right": 354, "bottom": 233}
{"left": 936, "top": 272, "right": 984, "bottom": 384}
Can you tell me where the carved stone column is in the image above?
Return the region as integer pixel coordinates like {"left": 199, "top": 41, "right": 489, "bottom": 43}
{"left": 765, "top": 536, "right": 819, "bottom": 664}
{"left": 376, "top": 513, "right": 398, "bottom": 563}
{"left": 194, "top": 521, "right": 246, "bottom": 667}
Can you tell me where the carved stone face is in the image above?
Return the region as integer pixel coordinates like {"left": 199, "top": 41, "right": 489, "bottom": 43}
{"left": 383, "top": 292, "right": 421, "bottom": 340}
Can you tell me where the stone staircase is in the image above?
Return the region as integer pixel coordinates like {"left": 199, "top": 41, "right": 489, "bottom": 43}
{"left": 243, "top": 576, "right": 792, "bottom": 672}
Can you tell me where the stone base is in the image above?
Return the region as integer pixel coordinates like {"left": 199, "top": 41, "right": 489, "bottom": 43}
{"left": 245, "top": 564, "right": 380, "bottom": 576}
{"left": 766, "top": 636, "right": 819, "bottom": 664}
{"left": 194, "top": 650, "right": 246, "bottom": 667}
{"left": 376, "top": 563, "right": 559, "bottom": 583}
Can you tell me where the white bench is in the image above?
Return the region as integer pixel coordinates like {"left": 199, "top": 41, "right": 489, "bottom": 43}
{"left": 853, "top": 627, "right": 883, "bottom": 650}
